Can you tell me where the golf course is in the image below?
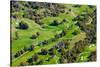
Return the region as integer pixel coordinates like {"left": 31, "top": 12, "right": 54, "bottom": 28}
{"left": 10, "top": 1, "right": 96, "bottom": 66}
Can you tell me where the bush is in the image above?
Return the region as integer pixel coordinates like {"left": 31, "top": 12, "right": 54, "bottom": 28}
{"left": 19, "top": 21, "right": 29, "bottom": 29}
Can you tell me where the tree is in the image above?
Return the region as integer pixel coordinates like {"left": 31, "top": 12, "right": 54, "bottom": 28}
{"left": 28, "top": 45, "right": 35, "bottom": 51}
{"left": 36, "top": 60, "right": 43, "bottom": 65}
{"left": 36, "top": 32, "right": 40, "bottom": 36}
{"left": 14, "top": 53, "right": 19, "bottom": 58}
{"left": 42, "top": 40, "right": 48, "bottom": 45}
{"left": 72, "top": 31, "right": 78, "bottom": 35}
{"left": 20, "top": 49, "right": 24, "bottom": 54}
{"left": 19, "top": 21, "right": 29, "bottom": 29}
{"left": 20, "top": 62, "right": 27, "bottom": 66}
{"left": 30, "top": 32, "right": 40, "bottom": 39}
{"left": 34, "top": 16, "right": 43, "bottom": 25}
{"left": 69, "top": 9, "right": 71, "bottom": 11}
{"left": 63, "top": 40, "right": 70, "bottom": 49}
{"left": 55, "top": 34, "right": 60, "bottom": 39}
{"left": 60, "top": 30, "right": 66, "bottom": 37}
{"left": 88, "top": 5, "right": 94, "bottom": 8}
{"left": 23, "top": 46, "right": 28, "bottom": 52}
{"left": 40, "top": 48, "right": 48, "bottom": 55}
{"left": 48, "top": 48, "right": 55, "bottom": 56}
{"left": 73, "top": 5, "right": 81, "bottom": 7}
{"left": 15, "top": 31, "right": 19, "bottom": 40}
{"left": 27, "top": 58, "right": 33, "bottom": 64}
{"left": 30, "top": 34, "right": 37, "bottom": 39}
{"left": 50, "top": 38, "right": 57, "bottom": 42}
{"left": 50, "top": 20, "right": 59, "bottom": 26}
{"left": 14, "top": 51, "right": 21, "bottom": 58}
{"left": 88, "top": 51, "right": 96, "bottom": 61}
{"left": 32, "top": 53, "right": 38, "bottom": 62}
{"left": 62, "top": 19, "right": 67, "bottom": 23}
